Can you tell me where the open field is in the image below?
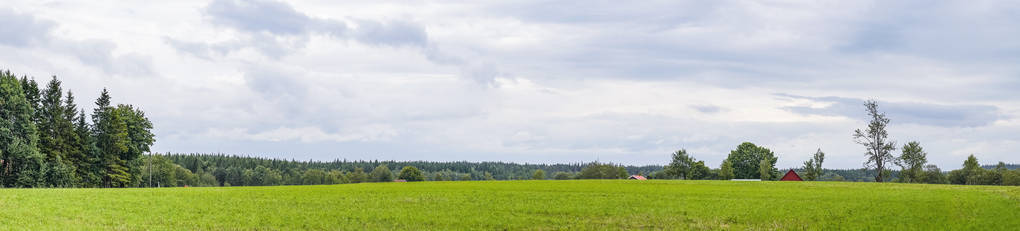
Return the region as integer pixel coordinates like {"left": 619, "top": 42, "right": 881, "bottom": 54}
{"left": 1, "top": 180, "right": 1017, "bottom": 230}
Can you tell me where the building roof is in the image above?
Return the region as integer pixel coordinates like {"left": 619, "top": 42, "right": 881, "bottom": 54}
{"left": 780, "top": 169, "right": 803, "bottom": 181}
{"left": 628, "top": 175, "right": 647, "bottom": 180}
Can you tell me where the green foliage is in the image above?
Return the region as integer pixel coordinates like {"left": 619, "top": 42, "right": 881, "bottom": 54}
{"left": 347, "top": 168, "right": 368, "bottom": 183}
{"left": 398, "top": 166, "right": 425, "bottom": 182}
{"left": 1003, "top": 169, "right": 1020, "bottom": 186}
{"left": 758, "top": 159, "right": 771, "bottom": 181}
{"left": 370, "top": 165, "right": 394, "bottom": 182}
{"left": 923, "top": 165, "right": 947, "bottom": 184}
{"left": 328, "top": 170, "right": 349, "bottom": 184}
{"left": 576, "top": 162, "right": 627, "bottom": 179}
{"left": 0, "top": 71, "right": 46, "bottom": 187}
{"left": 897, "top": 141, "right": 927, "bottom": 183}
{"left": 726, "top": 142, "right": 778, "bottom": 180}
{"left": 719, "top": 159, "right": 735, "bottom": 180}
{"left": 37, "top": 77, "right": 79, "bottom": 186}
{"left": 853, "top": 100, "right": 897, "bottom": 182}
{"left": 302, "top": 169, "right": 328, "bottom": 185}
{"left": 802, "top": 149, "right": 825, "bottom": 181}
{"left": 531, "top": 169, "right": 546, "bottom": 180}
{"left": 665, "top": 149, "right": 694, "bottom": 179}
{"left": 553, "top": 171, "right": 571, "bottom": 180}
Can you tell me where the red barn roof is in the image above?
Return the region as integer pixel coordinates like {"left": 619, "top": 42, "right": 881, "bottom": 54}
{"left": 780, "top": 170, "right": 803, "bottom": 181}
{"left": 628, "top": 175, "right": 647, "bottom": 180}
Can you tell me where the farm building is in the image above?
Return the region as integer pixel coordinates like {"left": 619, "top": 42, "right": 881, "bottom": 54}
{"left": 628, "top": 175, "right": 647, "bottom": 180}
{"left": 780, "top": 170, "right": 803, "bottom": 181}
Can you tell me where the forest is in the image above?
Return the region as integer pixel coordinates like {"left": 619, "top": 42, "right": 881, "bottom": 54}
{"left": 2, "top": 71, "right": 1018, "bottom": 188}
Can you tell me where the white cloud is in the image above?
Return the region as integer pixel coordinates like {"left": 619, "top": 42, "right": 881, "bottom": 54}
{"left": 1, "top": 0, "right": 1018, "bottom": 168}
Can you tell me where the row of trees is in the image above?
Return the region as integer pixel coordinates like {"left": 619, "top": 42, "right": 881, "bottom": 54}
{"left": 1, "top": 71, "right": 154, "bottom": 188}
{"left": 850, "top": 100, "right": 1018, "bottom": 186}
{"left": 661, "top": 142, "right": 780, "bottom": 181}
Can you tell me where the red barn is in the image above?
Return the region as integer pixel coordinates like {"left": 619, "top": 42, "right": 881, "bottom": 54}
{"left": 628, "top": 175, "right": 647, "bottom": 180}
{"left": 780, "top": 170, "right": 803, "bottom": 181}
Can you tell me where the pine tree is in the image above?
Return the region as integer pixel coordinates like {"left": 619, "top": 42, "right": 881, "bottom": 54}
{"left": 0, "top": 71, "right": 47, "bottom": 187}
{"left": 38, "top": 76, "right": 76, "bottom": 186}
{"left": 92, "top": 89, "right": 131, "bottom": 187}
{"left": 63, "top": 91, "right": 91, "bottom": 186}
{"left": 76, "top": 108, "right": 103, "bottom": 187}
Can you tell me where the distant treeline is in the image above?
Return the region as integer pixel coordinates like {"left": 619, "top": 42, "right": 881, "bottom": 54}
{"left": 140, "top": 153, "right": 658, "bottom": 187}
{"left": 138, "top": 152, "right": 1019, "bottom": 188}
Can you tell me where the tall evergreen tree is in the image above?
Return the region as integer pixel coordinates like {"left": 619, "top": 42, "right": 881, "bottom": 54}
{"left": 38, "top": 77, "right": 77, "bottom": 186}
{"left": 19, "top": 77, "right": 41, "bottom": 123}
{"left": 92, "top": 89, "right": 131, "bottom": 187}
{"left": 0, "top": 71, "right": 46, "bottom": 187}
{"left": 75, "top": 108, "right": 103, "bottom": 187}
{"left": 62, "top": 91, "right": 90, "bottom": 186}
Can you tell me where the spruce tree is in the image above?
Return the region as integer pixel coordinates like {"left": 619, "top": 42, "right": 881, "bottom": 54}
{"left": 38, "top": 77, "right": 76, "bottom": 186}
{"left": 76, "top": 108, "right": 103, "bottom": 187}
{"left": 0, "top": 71, "right": 46, "bottom": 187}
{"left": 92, "top": 89, "right": 131, "bottom": 187}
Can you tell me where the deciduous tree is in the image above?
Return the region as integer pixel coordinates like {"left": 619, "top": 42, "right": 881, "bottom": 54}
{"left": 897, "top": 141, "right": 927, "bottom": 183}
{"left": 531, "top": 169, "right": 546, "bottom": 180}
{"left": 719, "top": 159, "right": 735, "bottom": 180}
{"left": 370, "top": 164, "right": 393, "bottom": 182}
{"left": 398, "top": 166, "right": 425, "bottom": 182}
{"left": 725, "top": 142, "right": 778, "bottom": 179}
{"left": 802, "top": 149, "right": 825, "bottom": 181}
{"left": 853, "top": 100, "right": 896, "bottom": 182}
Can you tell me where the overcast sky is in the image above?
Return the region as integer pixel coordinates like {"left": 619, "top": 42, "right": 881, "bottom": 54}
{"left": 2, "top": 0, "right": 1018, "bottom": 169}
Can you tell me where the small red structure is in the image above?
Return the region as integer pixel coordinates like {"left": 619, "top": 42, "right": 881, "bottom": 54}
{"left": 628, "top": 175, "right": 647, "bottom": 180}
{"left": 780, "top": 170, "right": 803, "bottom": 181}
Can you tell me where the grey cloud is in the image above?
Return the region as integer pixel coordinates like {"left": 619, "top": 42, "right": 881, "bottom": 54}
{"left": 205, "top": 0, "right": 315, "bottom": 36}
{"left": 352, "top": 19, "right": 427, "bottom": 47}
{"left": 838, "top": 1, "right": 1020, "bottom": 61}
{"left": 692, "top": 105, "right": 724, "bottom": 114}
{"left": 243, "top": 65, "right": 307, "bottom": 100}
{"left": 777, "top": 94, "right": 1002, "bottom": 128}
{"left": 163, "top": 38, "right": 221, "bottom": 60}
{"left": 0, "top": 8, "right": 153, "bottom": 76}
{"left": 177, "top": 0, "right": 426, "bottom": 59}
{"left": 452, "top": 0, "right": 1020, "bottom": 99}
{"left": 0, "top": 8, "right": 54, "bottom": 47}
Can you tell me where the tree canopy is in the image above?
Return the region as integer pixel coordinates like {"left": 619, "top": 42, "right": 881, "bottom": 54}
{"left": 725, "top": 142, "right": 778, "bottom": 180}
{"left": 398, "top": 166, "right": 425, "bottom": 182}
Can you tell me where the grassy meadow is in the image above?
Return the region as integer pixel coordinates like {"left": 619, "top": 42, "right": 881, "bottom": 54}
{"left": 1, "top": 180, "right": 1017, "bottom": 230}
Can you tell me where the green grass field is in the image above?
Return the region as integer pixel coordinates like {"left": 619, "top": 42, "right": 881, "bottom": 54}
{"left": 1, "top": 180, "right": 1017, "bottom": 230}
